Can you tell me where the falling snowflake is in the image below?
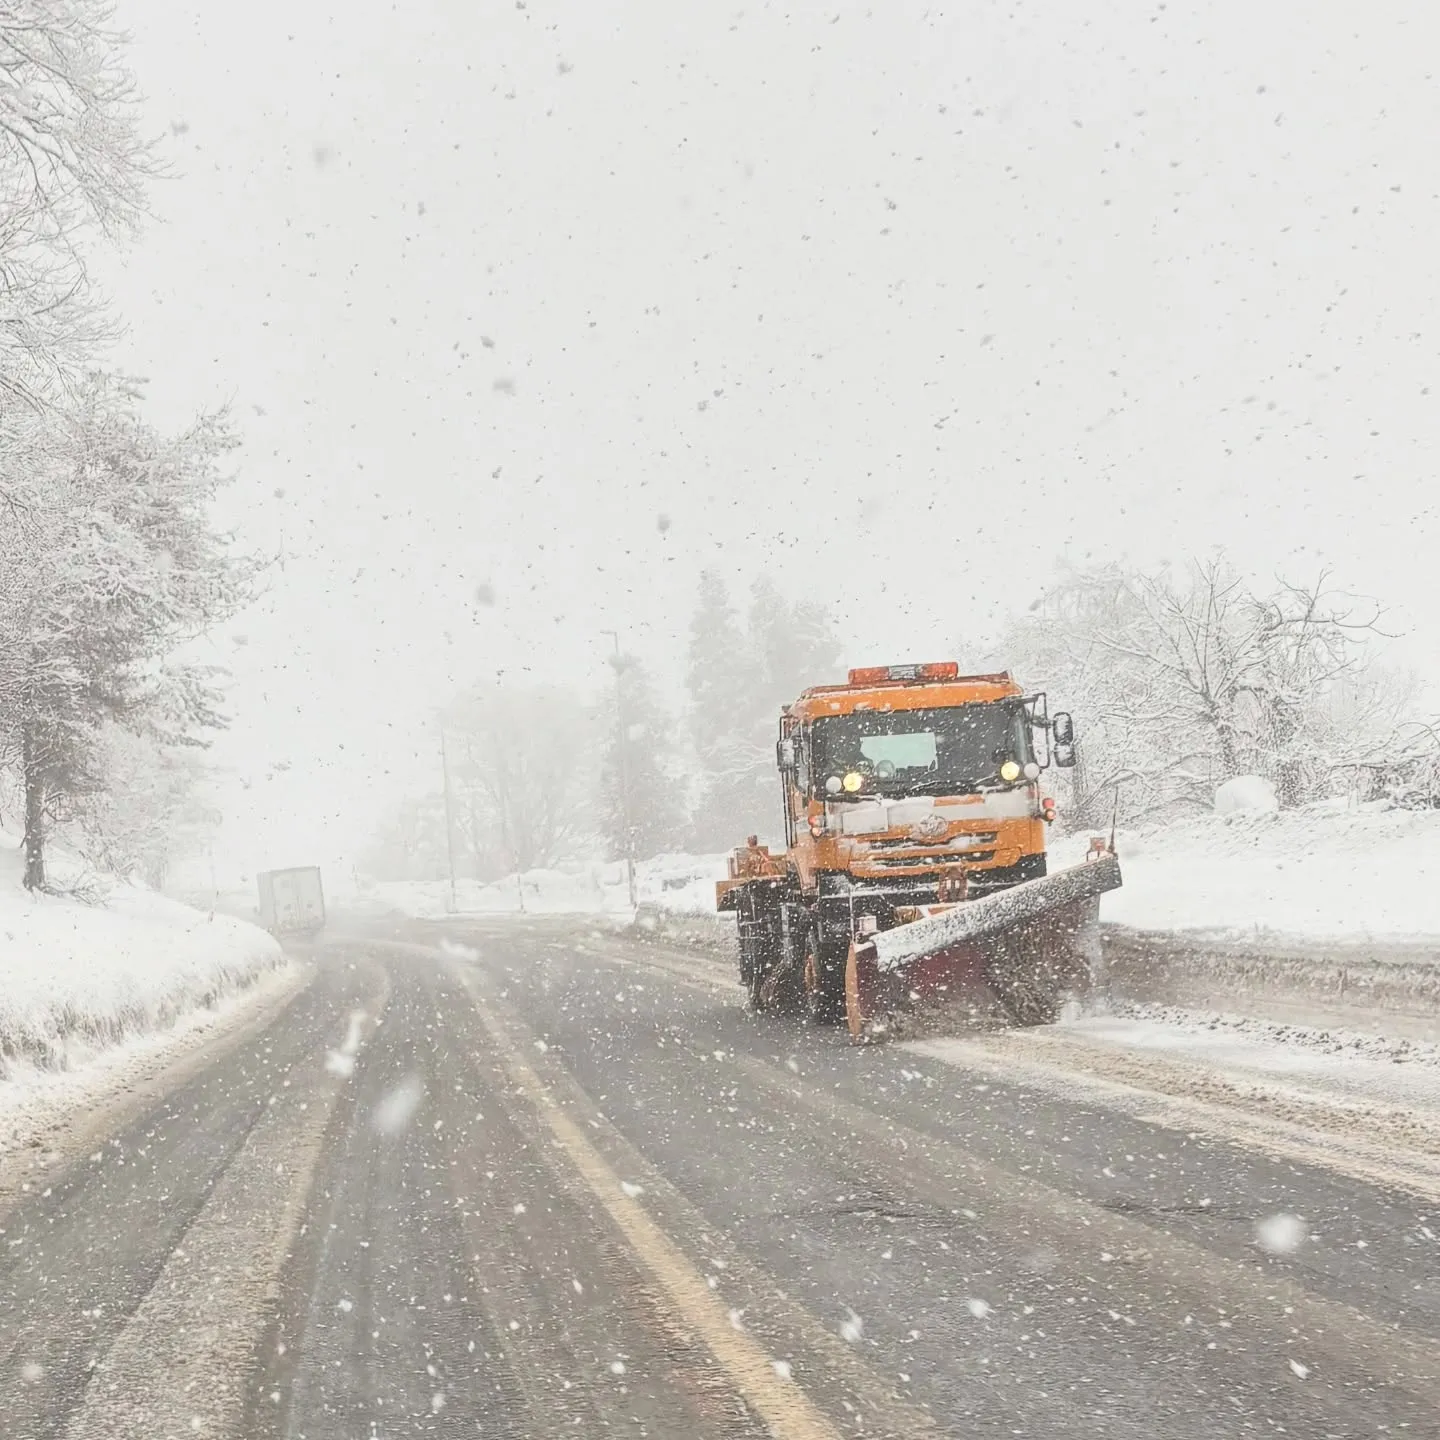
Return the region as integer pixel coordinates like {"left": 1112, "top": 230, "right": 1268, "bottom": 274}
{"left": 610, "top": 1360, "right": 626, "bottom": 1375}
{"left": 966, "top": 1298, "right": 991, "bottom": 1319}
{"left": 1256, "top": 1213, "right": 1307, "bottom": 1255}
{"left": 620, "top": 1181, "right": 644, "bottom": 1199}
{"left": 1290, "top": 1359, "right": 1310, "bottom": 1379}
{"left": 371, "top": 1075, "right": 425, "bottom": 1135}
{"left": 840, "top": 1309, "right": 864, "bottom": 1344}
{"left": 772, "top": 1360, "right": 793, "bottom": 1380}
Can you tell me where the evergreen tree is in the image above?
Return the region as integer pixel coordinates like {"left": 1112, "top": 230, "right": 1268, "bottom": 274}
{"left": 597, "top": 652, "right": 685, "bottom": 862}
{"left": 685, "top": 573, "right": 764, "bottom": 850}
{"left": 0, "top": 375, "right": 260, "bottom": 889}
{"left": 748, "top": 577, "right": 842, "bottom": 714}
{"left": 685, "top": 572, "right": 841, "bottom": 851}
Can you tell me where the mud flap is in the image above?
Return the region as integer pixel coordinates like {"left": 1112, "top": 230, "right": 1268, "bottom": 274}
{"left": 845, "top": 938, "right": 884, "bottom": 1042}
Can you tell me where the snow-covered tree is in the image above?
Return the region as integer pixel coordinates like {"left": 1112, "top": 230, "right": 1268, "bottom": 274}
{"left": 0, "top": 375, "right": 260, "bottom": 888}
{"left": 441, "top": 684, "right": 592, "bottom": 874}
{"left": 685, "top": 572, "right": 841, "bottom": 850}
{"left": 597, "top": 651, "right": 685, "bottom": 863}
{"left": 0, "top": 1, "right": 150, "bottom": 404}
{"left": 359, "top": 793, "right": 452, "bottom": 882}
{"left": 1237, "top": 573, "right": 1403, "bottom": 808}
{"left": 69, "top": 724, "right": 222, "bottom": 889}
{"left": 990, "top": 557, "right": 1410, "bottom": 826}
{"left": 748, "top": 577, "right": 842, "bottom": 710}
{"left": 685, "top": 571, "right": 759, "bottom": 850}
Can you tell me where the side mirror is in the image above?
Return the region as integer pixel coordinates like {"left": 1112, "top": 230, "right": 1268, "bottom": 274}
{"left": 1052, "top": 711, "right": 1075, "bottom": 746}
{"left": 776, "top": 737, "right": 796, "bottom": 771}
{"left": 1054, "top": 742, "right": 1077, "bottom": 769}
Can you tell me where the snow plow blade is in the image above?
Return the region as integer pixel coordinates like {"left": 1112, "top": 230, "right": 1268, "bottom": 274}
{"left": 845, "top": 854, "right": 1122, "bottom": 1041}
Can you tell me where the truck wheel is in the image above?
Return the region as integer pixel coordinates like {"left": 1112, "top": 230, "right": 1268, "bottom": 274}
{"left": 802, "top": 926, "right": 846, "bottom": 1025}
{"left": 746, "top": 963, "right": 770, "bottom": 1011}
{"left": 737, "top": 899, "right": 782, "bottom": 1011}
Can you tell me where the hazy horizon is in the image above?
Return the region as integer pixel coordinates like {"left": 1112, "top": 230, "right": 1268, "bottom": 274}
{"left": 93, "top": 0, "right": 1440, "bottom": 885}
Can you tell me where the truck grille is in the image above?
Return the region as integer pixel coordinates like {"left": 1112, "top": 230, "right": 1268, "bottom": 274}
{"left": 865, "top": 851, "right": 996, "bottom": 870}
{"left": 862, "top": 832, "right": 998, "bottom": 853}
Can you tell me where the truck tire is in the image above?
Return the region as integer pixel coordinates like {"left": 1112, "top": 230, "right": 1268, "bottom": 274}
{"left": 739, "top": 914, "right": 780, "bottom": 1010}
{"left": 802, "top": 923, "right": 848, "bottom": 1025}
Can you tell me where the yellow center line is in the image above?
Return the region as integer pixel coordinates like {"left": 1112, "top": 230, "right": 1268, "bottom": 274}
{"left": 468, "top": 994, "right": 843, "bottom": 1440}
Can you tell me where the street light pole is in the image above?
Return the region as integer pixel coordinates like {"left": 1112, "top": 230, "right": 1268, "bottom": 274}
{"left": 601, "top": 629, "right": 638, "bottom": 910}
{"left": 439, "top": 725, "right": 459, "bottom": 915}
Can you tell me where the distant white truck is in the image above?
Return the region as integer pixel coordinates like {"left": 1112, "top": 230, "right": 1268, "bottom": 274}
{"left": 257, "top": 866, "right": 326, "bottom": 937}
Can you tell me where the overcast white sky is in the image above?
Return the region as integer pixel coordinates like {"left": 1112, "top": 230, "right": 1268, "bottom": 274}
{"left": 96, "top": 0, "right": 1440, "bottom": 884}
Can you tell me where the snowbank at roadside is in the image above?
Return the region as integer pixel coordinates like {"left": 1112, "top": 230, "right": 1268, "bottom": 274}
{"left": 0, "top": 833, "right": 285, "bottom": 1079}
{"left": 370, "top": 852, "right": 729, "bottom": 921}
{"left": 1052, "top": 800, "right": 1440, "bottom": 942}
{"left": 370, "top": 799, "right": 1440, "bottom": 947}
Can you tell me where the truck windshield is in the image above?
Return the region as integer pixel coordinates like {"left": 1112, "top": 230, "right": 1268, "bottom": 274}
{"left": 808, "top": 702, "right": 1031, "bottom": 798}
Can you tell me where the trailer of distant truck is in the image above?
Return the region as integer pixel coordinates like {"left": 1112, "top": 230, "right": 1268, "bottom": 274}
{"left": 256, "top": 866, "right": 326, "bottom": 937}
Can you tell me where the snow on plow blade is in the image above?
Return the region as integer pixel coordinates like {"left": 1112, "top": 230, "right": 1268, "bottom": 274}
{"left": 845, "top": 854, "right": 1123, "bottom": 1040}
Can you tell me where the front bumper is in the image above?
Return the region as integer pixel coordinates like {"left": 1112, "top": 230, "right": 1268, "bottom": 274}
{"left": 815, "top": 854, "right": 1048, "bottom": 928}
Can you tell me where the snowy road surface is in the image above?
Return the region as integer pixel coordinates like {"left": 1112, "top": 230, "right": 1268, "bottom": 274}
{"left": 3, "top": 920, "right": 1438, "bottom": 1437}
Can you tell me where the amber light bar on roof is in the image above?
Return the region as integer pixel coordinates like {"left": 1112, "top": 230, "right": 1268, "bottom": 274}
{"left": 847, "top": 662, "right": 961, "bottom": 685}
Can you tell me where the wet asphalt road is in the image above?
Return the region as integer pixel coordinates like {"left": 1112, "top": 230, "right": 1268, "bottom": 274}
{"left": 2, "top": 917, "right": 1438, "bottom": 1438}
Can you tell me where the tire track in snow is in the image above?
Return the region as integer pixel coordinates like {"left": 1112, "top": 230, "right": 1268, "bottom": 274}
{"left": 906, "top": 1028, "right": 1440, "bottom": 1202}
{"left": 441, "top": 944, "right": 946, "bottom": 1439}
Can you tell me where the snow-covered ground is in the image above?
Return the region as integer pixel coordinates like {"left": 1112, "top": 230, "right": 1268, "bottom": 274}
{"left": 0, "top": 833, "right": 286, "bottom": 1084}
{"left": 1059, "top": 1003, "right": 1440, "bottom": 1111}
{"left": 369, "top": 852, "right": 729, "bottom": 921}
{"left": 375, "top": 799, "right": 1440, "bottom": 948}
{"left": 1052, "top": 799, "right": 1440, "bottom": 942}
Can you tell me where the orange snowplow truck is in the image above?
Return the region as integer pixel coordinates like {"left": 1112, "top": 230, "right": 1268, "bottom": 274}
{"left": 716, "top": 662, "right": 1121, "bottom": 1037}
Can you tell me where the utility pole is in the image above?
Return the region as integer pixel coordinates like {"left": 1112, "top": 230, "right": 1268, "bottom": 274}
{"left": 601, "top": 629, "right": 638, "bottom": 910}
{"left": 439, "top": 726, "right": 459, "bottom": 914}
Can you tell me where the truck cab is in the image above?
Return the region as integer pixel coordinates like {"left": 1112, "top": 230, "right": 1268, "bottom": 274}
{"left": 779, "top": 664, "right": 1072, "bottom": 898}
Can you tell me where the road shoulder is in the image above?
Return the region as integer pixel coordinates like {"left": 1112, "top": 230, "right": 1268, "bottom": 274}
{"left": 0, "top": 956, "right": 312, "bottom": 1220}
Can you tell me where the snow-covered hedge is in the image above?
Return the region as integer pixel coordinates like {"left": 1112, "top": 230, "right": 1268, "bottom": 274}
{"left": 0, "top": 835, "right": 284, "bottom": 1076}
